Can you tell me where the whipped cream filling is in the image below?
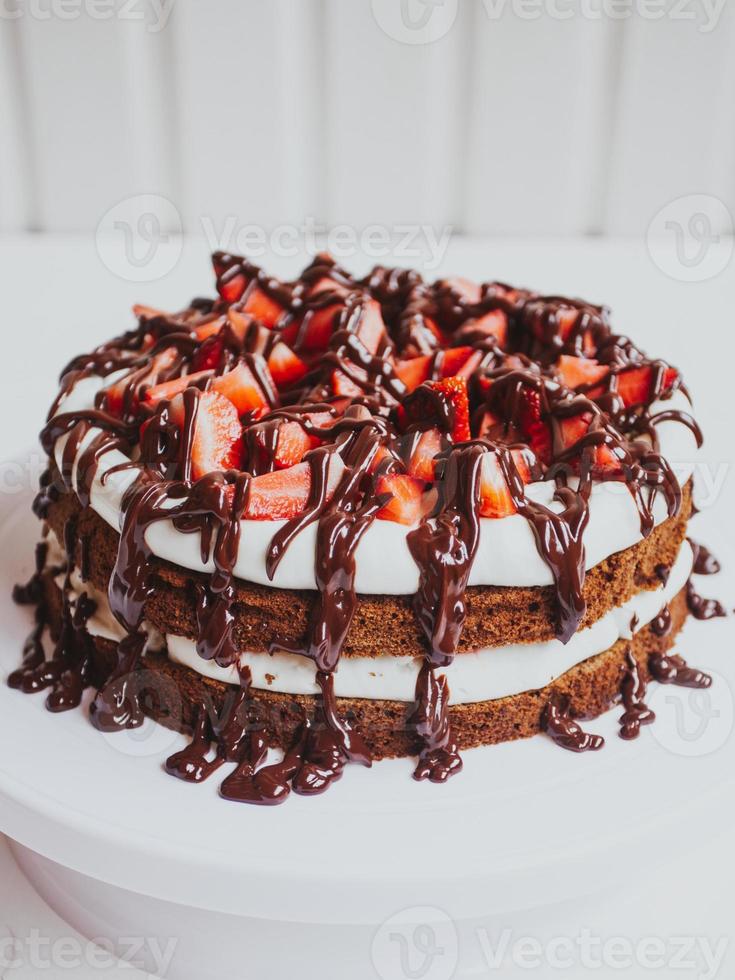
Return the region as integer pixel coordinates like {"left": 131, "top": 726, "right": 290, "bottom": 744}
{"left": 166, "top": 541, "right": 691, "bottom": 703}
{"left": 52, "top": 373, "right": 699, "bottom": 595}
{"left": 52, "top": 526, "right": 691, "bottom": 704}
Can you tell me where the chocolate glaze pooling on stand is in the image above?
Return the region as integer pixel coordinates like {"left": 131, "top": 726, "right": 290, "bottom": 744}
{"left": 8, "top": 250, "right": 725, "bottom": 801}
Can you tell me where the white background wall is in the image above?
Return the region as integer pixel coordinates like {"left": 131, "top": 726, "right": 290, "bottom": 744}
{"left": 1, "top": 0, "right": 735, "bottom": 239}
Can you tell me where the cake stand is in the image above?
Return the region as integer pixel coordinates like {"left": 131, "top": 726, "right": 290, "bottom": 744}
{"left": 1, "top": 483, "right": 734, "bottom": 980}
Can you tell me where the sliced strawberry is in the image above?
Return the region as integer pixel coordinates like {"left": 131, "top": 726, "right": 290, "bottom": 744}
{"left": 226, "top": 308, "right": 253, "bottom": 341}
{"left": 556, "top": 307, "right": 581, "bottom": 340}
{"left": 298, "top": 303, "right": 342, "bottom": 352}
{"left": 170, "top": 390, "right": 243, "bottom": 479}
{"left": 212, "top": 361, "right": 268, "bottom": 416}
{"left": 461, "top": 310, "right": 508, "bottom": 346}
{"left": 557, "top": 355, "right": 609, "bottom": 390}
{"left": 354, "top": 299, "right": 387, "bottom": 355}
{"left": 375, "top": 474, "right": 428, "bottom": 525}
{"left": 433, "top": 376, "right": 471, "bottom": 442}
{"left": 442, "top": 346, "right": 482, "bottom": 378}
{"left": 308, "top": 275, "right": 350, "bottom": 300}
{"left": 557, "top": 412, "right": 621, "bottom": 473}
{"left": 244, "top": 455, "right": 345, "bottom": 520}
{"left": 218, "top": 268, "right": 248, "bottom": 305}
{"left": 143, "top": 369, "right": 210, "bottom": 407}
{"left": 517, "top": 387, "right": 552, "bottom": 464}
{"left": 332, "top": 367, "right": 366, "bottom": 398}
{"left": 106, "top": 347, "right": 178, "bottom": 415}
{"left": 194, "top": 316, "right": 226, "bottom": 341}
{"left": 193, "top": 333, "right": 225, "bottom": 372}
{"left": 407, "top": 427, "right": 443, "bottom": 482}
{"left": 368, "top": 444, "right": 396, "bottom": 475}
{"left": 401, "top": 377, "right": 471, "bottom": 443}
{"left": 478, "top": 453, "right": 516, "bottom": 518}
{"left": 242, "top": 286, "right": 285, "bottom": 328}
{"left": 615, "top": 365, "right": 677, "bottom": 408}
{"left": 477, "top": 409, "right": 502, "bottom": 440}
{"left": 394, "top": 347, "right": 481, "bottom": 393}
{"left": 395, "top": 356, "right": 431, "bottom": 393}
{"left": 445, "top": 276, "right": 481, "bottom": 304}
{"left": 133, "top": 304, "right": 167, "bottom": 321}
{"left": 267, "top": 342, "right": 307, "bottom": 388}
{"left": 478, "top": 448, "right": 533, "bottom": 518}
{"left": 272, "top": 422, "right": 316, "bottom": 469}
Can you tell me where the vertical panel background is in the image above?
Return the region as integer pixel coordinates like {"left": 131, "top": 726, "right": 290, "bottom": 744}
{"left": 1, "top": 0, "right": 734, "bottom": 238}
{"left": 604, "top": 4, "right": 735, "bottom": 235}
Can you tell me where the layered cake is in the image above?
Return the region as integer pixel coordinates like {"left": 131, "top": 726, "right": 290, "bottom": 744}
{"left": 10, "top": 252, "right": 725, "bottom": 804}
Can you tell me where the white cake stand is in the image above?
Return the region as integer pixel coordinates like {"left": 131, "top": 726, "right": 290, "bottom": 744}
{"left": 1, "top": 485, "right": 734, "bottom": 980}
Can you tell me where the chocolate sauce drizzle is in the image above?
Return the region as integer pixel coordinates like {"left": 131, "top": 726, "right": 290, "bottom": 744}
{"left": 686, "top": 580, "right": 726, "bottom": 621}
{"left": 618, "top": 649, "right": 655, "bottom": 740}
{"left": 541, "top": 693, "right": 604, "bottom": 752}
{"left": 9, "top": 250, "right": 718, "bottom": 799}
{"left": 688, "top": 538, "right": 721, "bottom": 576}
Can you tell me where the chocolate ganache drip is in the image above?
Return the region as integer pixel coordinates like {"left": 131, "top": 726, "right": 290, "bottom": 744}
{"left": 10, "top": 249, "right": 718, "bottom": 800}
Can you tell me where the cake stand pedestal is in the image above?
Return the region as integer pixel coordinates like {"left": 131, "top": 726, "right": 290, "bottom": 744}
{"left": 1, "top": 491, "right": 734, "bottom": 979}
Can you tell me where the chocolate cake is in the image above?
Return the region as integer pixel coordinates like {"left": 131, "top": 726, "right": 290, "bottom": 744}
{"left": 10, "top": 251, "right": 725, "bottom": 805}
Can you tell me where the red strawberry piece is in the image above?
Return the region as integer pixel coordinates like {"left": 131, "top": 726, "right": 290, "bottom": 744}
{"left": 407, "top": 427, "right": 443, "bottom": 482}
{"left": 557, "top": 412, "right": 621, "bottom": 473}
{"left": 332, "top": 367, "right": 367, "bottom": 398}
{"left": 218, "top": 268, "right": 248, "bottom": 305}
{"left": 212, "top": 361, "right": 269, "bottom": 416}
{"left": 517, "top": 386, "right": 552, "bottom": 464}
{"left": 193, "top": 333, "right": 225, "bottom": 372}
{"left": 441, "top": 346, "right": 482, "bottom": 378}
{"left": 242, "top": 286, "right": 285, "bottom": 328}
{"left": 106, "top": 347, "right": 178, "bottom": 415}
{"left": 299, "top": 303, "right": 342, "bottom": 352}
{"left": 226, "top": 308, "right": 254, "bottom": 341}
{"left": 354, "top": 299, "right": 387, "bottom": 355}
{"left": 436, "top": 377, "right": 470, "bottom": 442}
{"left": 194, "top": 316, "right": 226, "bottom": 341}
{"left": 478, "top": 452, "right": 516, "bottom": 518}
{"left": 267, "top": 342, "right": 308, "bottom": 388}
{"left": 132, "top": 304, "right": 167, "bottom": 321}
{"left": 308, "top": 275, "right": 350, "bottom": 299}
{"left": 375, "top": 474, "right": 431, "bottom": 525}
{"left": 271, "top": 421, "right": 315, "bottom": 470}
{"left": 395, "top": 355, "right": 431, "bottom": 392}
{"left": 367, "top": 443, "right": 397, "bottom": 475}
{"left": 144, "top": 368, "right": 211, "bottom": 407}
{"left": 615, "top": 365, "right": 677, "bottom": 408}
{"left": 477, "top": 409, "right": 502, "bottom": 440}
{"left": 170, "top": 390, "right": 243, "bottom": 480}
{"left": 244, "top": 455, "right": 345, "bottom": 520}
{"left": 556, "top": 355, "right": 609, "bottom": 390}
{"left": 401, "top": 377, "right": 471, "bottom": 443}
{"left": 478, "top": 447, "right": 533, "bottom": 518}
{"left": 461, "top": 310, "right": 508, "bottom": 346}
{"left": 271, "top": 413, "right": 333, "bottom": 469}
{"left": 445, "top": 276, "right": 481, "bottom": 304}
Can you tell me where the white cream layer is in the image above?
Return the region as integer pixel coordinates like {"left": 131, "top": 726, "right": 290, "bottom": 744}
{"left": 49, "top": 520, "right": 691, "bottom": 705}
{"left": 165, "top": 541, "right": 692, "bottom": 704}
{"left": 52, "top": 373, "right": 699, "bottom": 595}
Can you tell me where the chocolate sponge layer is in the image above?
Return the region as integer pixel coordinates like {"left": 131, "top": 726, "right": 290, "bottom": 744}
{"left": 41, "top": 569, "right": 688, "bottom": 760}
{"left": 44, "top": 480, "right": 691, "bottom": 660}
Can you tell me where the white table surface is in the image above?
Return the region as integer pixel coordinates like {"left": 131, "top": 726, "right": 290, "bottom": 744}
{"left": 0, "top": 233, "right": 734, "bottom": 978}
